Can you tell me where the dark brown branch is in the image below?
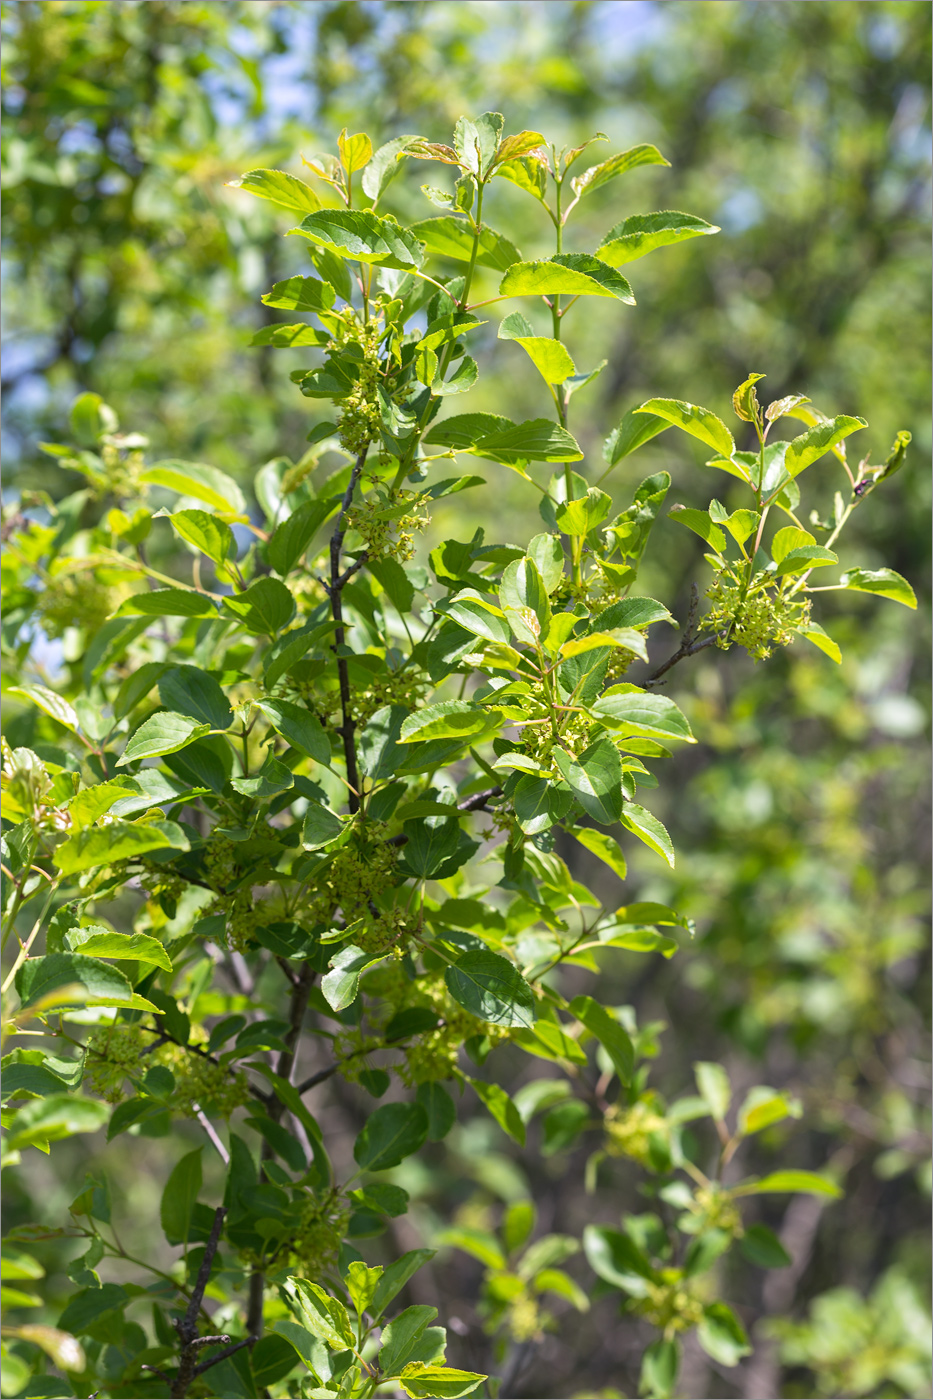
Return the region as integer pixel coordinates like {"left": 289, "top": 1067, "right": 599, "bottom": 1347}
{"left": 170, "top": 1206, "right": 227, "bottom": 1398}
{"left": 642, "top": 583, "right": 726, "bottom": 687}
{"left": 329, "top": 451, "right": 368, "bottom": 814}
{"left": 193, "top": 1335, "right": 258, "bottom": 1377}
{"left": 458, "top": 786, "right": 503, "bottom": 812}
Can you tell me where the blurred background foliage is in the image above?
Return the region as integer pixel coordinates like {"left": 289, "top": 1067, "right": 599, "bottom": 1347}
{"left": 2, "top": 3, "right": 930, "bottom": 1397}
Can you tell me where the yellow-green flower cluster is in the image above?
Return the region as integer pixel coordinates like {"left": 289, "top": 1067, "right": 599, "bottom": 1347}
{"left": 706, "top": 574, "right": 811, "bottom": 661}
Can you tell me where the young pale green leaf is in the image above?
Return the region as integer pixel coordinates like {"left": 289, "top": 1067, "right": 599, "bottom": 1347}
{"left": 283, "top": 1278, "right": 355, "bottom": 1350}
{"left": 570, "top": 827, "right": 627, "bottom": 880}
{"left": 399, "top": 700, "right": 491, "bottom": 743}
{"left": 635, "top": 398, "right": 735, "bottom": 459}
{"left": 229, "top": 168, "right": 322, "bottom": 214}
{"left": 290, "top": 209, "right": 425, "bottom": 269}
{"left": 570, "top": 995, "right": 634, "bottom": 1083}
{"left": 837, "top": 568, "right": 916, "bottom": 608}
{"left": 500, "top": 253, "right": 634, "bottom": 303}
{"left": 4, "top": 1095, "right": 110, "bottom": 1151}
{"left": 737, "top": 1086, "right": 802, "bottom": 1136}
{"left": 410, "top": 216, "right": 521, "bottom": 271}
{"left": 590, "top": 687, "right": 695, "bottom": 744}
{"left": 553, "top": 740, "right": 624, "bottom": 826}
{"left": 115, "top": 588, "right": 217, "bottom": 618}
{"left": 597, "top": 209, "right": 719, "bottom": 266}
{"left": 15, "top": 952, "right": 159, "bottom": 1014}
{"left": 354, "top": 1102, "right": 429, "bottom": 1172}
{"left": 257, "top": 698, "right": 330, "bottom": 763}
{"left": 66, "top": 930, "right": 172, "bottom": 972}
{"left": 361, "top": 134, "right": 417, "bottom": 201}
{"left": 694, "top": 1061, "right": 732, "bottom": 1120}
{"left": 775, "top": 545, "right": 839, "bottom": 576}
{"left": 569, "top": 143, "right": 669, "bottom": 200}
{"left": 796, "top": 621, "right": 842, "bottom": 663}
{"left": 560, "top": 628, "right": 648, "bottom": 662}
{"left": 222, "top": 578, "right": 296, "bottom": 635}
{"left": 7, "top": 685, "right": 78, "bottom": 734}
{"left": 338, "top": 127, "right": 373, "bottom": 174}
{"left": 668, "top": 506, "right": 727, "bottom": 553}
{"left": 55, "top": 819, "right": 183, "bottom": 874}
{"left": 526, "top": 533, "right": 564, "bottom": 593}
{"left": 733, "top": 1170, "right": 843, "bottom": 1198}
{"left": 620, "top": 802, "right": 676, "bottom": 867}
{"left": 469, "top": 1078, "right": 526, "bottom": 1145}
{"left": 141, "top": 461, "right": 246, "bottom": 517}
{"left": 783, "top": 414, "right": 867, "bottom": 477}
{"left": 445, "top": 950, "right": 536, "bottom": 1028}
{"left": 322, "top": 945, "right": 385, "bottom": 1012}
{"left": 555, "top": 487, "right": 612, "bottom": 537}
{"left": 494, "top": 153, "right": 548, "bottom": 200}
{"left": 771, "top": 526, "right": 815, "bottom": 563}
{"left": 398, "top": 1363, "right": 486, "bottom": 1399}
{"left": 159, "top": 665, "right": 232, "bottom": 730}
{"left": 602, "top": 407, "right": 671, "bottom": 466}
{"left": 117, "top": 712, "right": 210, "bottom": 765}
{"left": 165, "top": 510, "right": 235, "bottom": 567}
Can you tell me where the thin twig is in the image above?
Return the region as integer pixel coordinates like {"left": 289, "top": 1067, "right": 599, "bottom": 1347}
{"left": 457, "top": 786, "right": 503, "bottom": 812}
{"left": 169, "top": 1206, "right": 227, "bottom": 1398}
{"left": 643, "top": 583, "right": 726, "bottom": 687}
{"left": 329, "top": 451, "right": 368, "bottom": 814}
{"left": 193, "top": 1335, "right": 258, "bottom": 1377}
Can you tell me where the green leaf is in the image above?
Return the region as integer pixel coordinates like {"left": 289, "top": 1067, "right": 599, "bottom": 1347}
{"left": 620, "top": 802, "right": 676, "bottom": 867}
{"left": 569, "top": 996, "right": 634, "bottom": 1084}
{"left": 838, "top": 567, "right": 916, "bottom": 608}
{"left": 597, "top": 210, "right": 719, "bottom": 266}
{"left": 283, "top": 1277, "right": 355, "bottom": 1350}
{"left": 116, "top": 587, "right": 218, "bottom": 618}
{"left": 560, "top": 628, "right": 647, "bottom": 662}
{"left": 66, "top": 930, "right": 172, "bottom": 973}
{"left": 5, "top": 1094, "right": 109, "bottom": 1151}
{"left": 370, "top": 556, "right": 416, "bottom": 612}
{"left": 570, "top": 143, "right": 669, "bottom": 200}
{"left": 6, "top": 685, "right": 78, "bottom": 734}
{"left": 571, "top": 827, "right": 626, "bottom": 880}
{"left": 230, "top": 168, "right": 321, "bottom": 214}
{"left": 797, "top": 621, "right": 842, "bottom": 663}
{"left": 526, "top": 533, "right": 564, "bottom": 593}
{"left": 500, "top": 253, "right": 634, "bottom": 304}
{"left": 354, "top": 1101, "right": 429, "bottom": 1172}
{"left": 362, "top": 135, "right": 417, "bottom": 201}
{"left": 445, "top": 950, "right": 536, "bottom": 1029}
{"left": 160, "top": 1149, "right": 202, "bottom": 1246}
{"left": 399, "top": 701, "right": 491, "bottom": 744}
{"left": 635, "top": 398, "right": 735, "bottom": 458}
{"left": 683, "top": 1229, "right": 732, "bottom": 1278}
{"left": 784, "top": 415, "right": 867, "bottom": 477}
{"left": 555, "top": 487, "right": 612, "bottom": 538}
{"left": 697, "top": 1302, "right": 751, "bottom": 1367}
{"left": 602, "top": 407, "right": 670, "bottom": 466}
{"left": 257, "top": 698, "right": 330, "bottom": 762}
{"left": 117, "top": 712, "right": 210, "bottom": 765}
{"left": 164, "top": 509, "right": 236, "bottom": 566}
{"left": 640, "top": 1338, "right": 681, "bottom": 1400}
{"left": 694, "top": 1061, "right": 732, "bottom": 1121}
{"left": 159, "top": 665, "right": 232, "bottom": 730}
{"left": 410, "top": 216, "right": 521, "bottom": 271}
{"left": 346, "top": 1260, "right": 384, "bottom": 1318}
{"left": 436, "top": 1226, "right": 506, "bottom": 1269}
{"left": 433, "top": 416, "right": 584, "bottom": 465}
{"left": 339, "top": 128, "right": 373, "bottom": 174}
{"left": 469, "top": 1078, "right": 525, "bottom": 1145}
{"left": 15, "top": 952, "right": 159, "bottom": 1014}
{"left": 775, "top": 544, "right": 839, "bottom": 576}
{"left": 553, "top": 740, "right": 624, "bottom": 826}
{"left": 734, "top": 1170, "right": 843, "bottom": 1198}
{"left": 55, "top": 817, "right": 182, "bottom": 872}
{"left": 582, "top": 1224, "right": 653, "bottom": 1295}
{"left": 738, "top": 1086, "right": 802, "bottom": 1135}
{"left": 222, "top": 578, "right": 296, "bottom": 635}
{"left": 371, "top": 1250, "right": 436, "bottom": 1318}
{"left": 302, "top": 802, "right": 346, "bottom": 849}
{"left": 268, "top": 497, "right": 341, "bottom": 575}
{"left": 416, "top": 1082, "right": 457, "bottom": 1141}
{"left": 251, "top": 322, "right": 329, "bottom": 348}
{"left": 290, "top": 209, "right": 424, "bottom": 269}
{"left": 668, "top": 505, "right": 727, "bottom": 553}
{"left": 499, "top": 556, "right": 551, "bottom": 630}
{"left": 230, "top": 756, "right": 295, "bottom": 799}
{"left": 378, "top": 1304, "right": 438, "bottom": 1375}
{"left": 445, "top": 592, "right": 511, "bottom": 645}
{"left": 590, "top": 687, "right": 695, "bottom": 744}
{"left": 58, "top": 1280, "right": 128, "bottom": 1334}
{"left": 322, "top": 945, "right": 384, "bottom": 1012}
{"left": 739, "top": 1224, "right": 792, "bottom": 1269}
{"left": 141, "top": 461, "right": 246, "bottom": 516}
{"left": 498, "top": 314, "right": 575, "bottom": 384}
{"left": 398, "top": 1363, "right": 485, "bottom": 1399}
